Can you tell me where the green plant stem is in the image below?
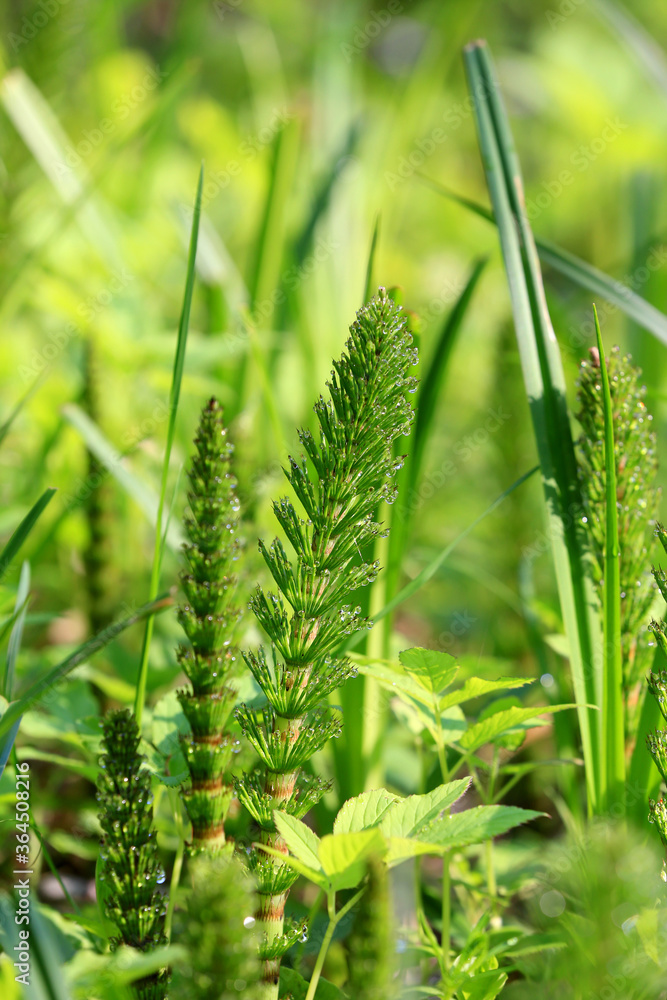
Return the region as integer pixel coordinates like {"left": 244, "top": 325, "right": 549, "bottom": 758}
{"left": 304, "top": 888, "right": 366, "bottom": 1000}
{"left": 134, "top": 166, "right": 203, "bottom": 730}
{"left": 30, "top": 818, "right": 81, "bottom": 918}
{"left": 364, "top": 519, "right": 389, "bottom": 789}
{"left": 293, "top": 889, "right": 325, "bottom": 975}
{"left": 595, "top": 306, "right": 625, "bottom": 815}
{"left": 165, "top": 790, "right": 186, "bottom": 943}
{"left": 485, "top": 838, "right": 497, "bottom": 900}
{"left": 435, "top": 720, "right": 451, "bottom": 973}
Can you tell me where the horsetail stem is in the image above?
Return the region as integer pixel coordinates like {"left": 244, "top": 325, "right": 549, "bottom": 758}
{"left": 96, "top": 709, "right": 169, "bottom": 1000}
{"left": 177, "top": 398, "right": 243, "bottom": 851}
{"left": 235, "top": 287, "right": 419, "bottom": 995}
{"left": 577, "top": 346, "right": 659, "bottom": 707}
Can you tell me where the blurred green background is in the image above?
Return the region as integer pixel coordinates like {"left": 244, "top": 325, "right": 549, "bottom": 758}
{"left": 2, "top": 0, "right": 667, "bottom": 799}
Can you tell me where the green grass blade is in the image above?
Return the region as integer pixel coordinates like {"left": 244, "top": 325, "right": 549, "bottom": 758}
{"left": 0, "top": 592, "right": 173, "bottom": 743}
{"left": 0, "top": 487, "right": 56, "bottom": 583}
{"left": 422, "top": 178, "right": 667, "bottom": 347}
{"left": 385, "top": 256, "right": 488, "bottom": 624}
{"left": 3, "top": 561, "right": 30, "bottom": 700}
{"left": 594, "top": 0, "right": 667, "bottom": 97}
{"left": 411, "top": 256, "right": 488, "bottom": 486}
{"left": 0, "top": 718, "right": 21, "bottom": 779}
{"left": 1, "top": 67, "right": 123, "bottom": 271}
{"left": 594, "top": 307, "right": 625, "bottom": 813}
{"left": 134, "top": 166, "right": 203, "bottom": 728}
{"left": 0, "top": 375, "right": 43, "bottom": 449}
{"left": 363, "top": 215, "right": 381, "bottom": 305}
{"left": 293, "top": 121, "right": 360, "bottom": 267}
{"left": 464, "top": 40, "right": 602, "bottom": 810}
{"left": 247, "top": 119, "right": 299, "bottom": 326}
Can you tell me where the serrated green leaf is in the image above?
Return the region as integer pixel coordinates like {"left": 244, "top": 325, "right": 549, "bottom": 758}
{"left": 501, "top": 931, "right": 567, "bottom": 956}
{"left": 274, "top": 811, "right": 322, "bottom": 870}
{"left": 386, "top": 804, "right": 543, "bottom": 865}
{"left": 380, "top": 779, "right": 471, "bottom": 839}
{"left": 419, "top": 804, "right": 543, "bottom": 849}
{"left": 0, "top": 487, "right": 56, "bottom": 583}
{"left": 0, "top": 593, "right": 173, "bottom": 742}
{"left": 458, "top": 969, "right": 508, "bottom": 1000}
{"left": 392, "top": 697, "right": 467, "bottom": 744}
{"left": 353, "top": 658, "right": 437, "bottom": 707}
{"left": 459, "top": 704, "right": 575, "bottom": 752}
{"left": 398, "top": 647, "right": 458, "bottom": 694}
{"left": 151, "top": 689, "right": 189, "bottom": 760}
{"left": 439, "top": 676, "right": 533, "bottom": 712}
{"left": 318, "top": 828, "right": 386, "bottom": 890}
{"left": 333, "top": 788, "right": 400, "bottom": 835}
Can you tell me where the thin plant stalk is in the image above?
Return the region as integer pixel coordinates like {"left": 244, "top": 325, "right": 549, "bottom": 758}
{"left": 134, "top": 167, "right": 203, "bottom": 729}
{"left": 594, "top": 307, "right": 625, "bottom": 813}
{"left": 303, "top": 888, "right": 366, "bottom": 1000}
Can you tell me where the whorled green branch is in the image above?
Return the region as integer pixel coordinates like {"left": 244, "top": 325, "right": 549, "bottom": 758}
{"left": 235, "top": 287, "right": 418, "bottom": 996}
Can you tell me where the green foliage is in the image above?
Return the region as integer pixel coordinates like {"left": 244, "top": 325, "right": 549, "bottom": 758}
{"left": 170, "top": 854, "right": 260, "bottom": 1000}
{"left": 96, "top": 709, "right": 168, "bottom": 1000}
{"left": 177, "top": 398, "right": 242, "bottom": 851}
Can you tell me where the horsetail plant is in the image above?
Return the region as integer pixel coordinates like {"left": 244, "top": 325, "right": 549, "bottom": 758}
{"left": 646, "top": 524, "right": 667, "bottom": 878}
{"left": 577, "top": 343, "right": 659, "bottom": 708}
{"left": 345, "top": 854, "right": 396, "bottom": 1000}
{"left": 235, "top": 287, "right": 419, "bottom": 996}
{"left": 170, "top": 854, "right": 260, "bottom": 999}
{"left": 96, "top": 709, "right": 168, "bottom": 1000}
{"left": 177, "top": 398, "right": 243, "bottom": 851}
